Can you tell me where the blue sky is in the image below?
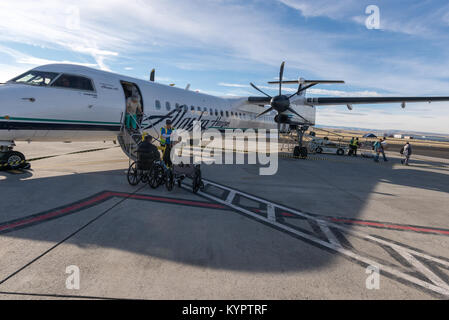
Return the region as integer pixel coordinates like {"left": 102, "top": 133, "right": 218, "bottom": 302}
{"left": 1, "top": 0, "right": 449, "bottom": 134}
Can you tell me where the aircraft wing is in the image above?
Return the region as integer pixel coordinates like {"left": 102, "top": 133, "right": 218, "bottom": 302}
{"left": 305, "top": 96, "right": 449, "bottom": 106}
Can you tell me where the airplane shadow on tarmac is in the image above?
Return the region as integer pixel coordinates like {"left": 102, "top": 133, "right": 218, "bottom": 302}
{"left": 0, "top": 155, "right": 448, "bottom": 278}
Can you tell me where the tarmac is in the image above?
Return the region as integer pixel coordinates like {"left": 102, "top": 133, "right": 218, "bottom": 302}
{"left": 0, "top": 141, "right": 448, "bottom": 300}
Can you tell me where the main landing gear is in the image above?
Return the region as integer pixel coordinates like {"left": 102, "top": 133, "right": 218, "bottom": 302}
{"left": 0, "top": 142, "right": 28, "bottom": 170}
{"left": 292, "top": 126, "right": 309, "bottom": 159}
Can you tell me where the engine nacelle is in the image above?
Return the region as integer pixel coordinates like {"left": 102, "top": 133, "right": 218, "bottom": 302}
{"left": 274, "top": 114, "right": 290, "bottom": 124}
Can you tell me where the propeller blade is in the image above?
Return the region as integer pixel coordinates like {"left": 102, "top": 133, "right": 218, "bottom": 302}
{"left": 250, "top": 82, "right": 272, "bottom": 98}
{"left": 288, "top": 82, "right": 318, "bottom": 99}
{"left": 279, "top": 61, "right": 285, "bottom": 96}
{"left": 256, "top": 107, "right": 274, "bottom": 119}
{"left": 150, "top": 69, "right": 155, "bottom": 82}
{"left": 287, "top": 107, "right": 310, "bottom": 124}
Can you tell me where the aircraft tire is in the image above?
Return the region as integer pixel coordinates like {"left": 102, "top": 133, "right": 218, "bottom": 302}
{"left": 4, "top": 151, "right": 26, "bottom": 170}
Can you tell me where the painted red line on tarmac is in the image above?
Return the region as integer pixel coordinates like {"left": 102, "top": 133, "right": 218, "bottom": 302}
{"left": 280, "top": 212, "right": 296, "bottom": 217}
{"left": 0, "top": 192, "right": 225, "bottom": 234}
{"left": 2, "top": 190, "right": 448, "bottom": 237}
{"left": 279, "top": 212, "right": 449, "bottom": 236}
{"left": 108, "top": 192, "right": 227, "bottom": 209}
{"left": 328, "top": 217, "right": 449, "bottom": 235}
{"left": 0, "top": 193, "right": 111, "bottom": 232}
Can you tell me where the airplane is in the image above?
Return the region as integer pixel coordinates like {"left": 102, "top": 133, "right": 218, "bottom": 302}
{"left": 1, "top": 61, "right": 449, "bottom": 169}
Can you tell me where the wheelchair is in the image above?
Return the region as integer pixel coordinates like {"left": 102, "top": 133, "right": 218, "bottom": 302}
{"left": 165, "top": 162, "right": 204, "bottom": 194}
{"left": 127, "top": 154, "right": 165, "bottom": 189}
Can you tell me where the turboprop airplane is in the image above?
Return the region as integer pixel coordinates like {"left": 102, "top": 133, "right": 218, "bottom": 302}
{"left": 1, "top": 61, "right": 449, "bottom": 168}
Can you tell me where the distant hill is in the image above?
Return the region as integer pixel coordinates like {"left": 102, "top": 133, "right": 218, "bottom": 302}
{"left": 314, "top": 125, "right": 449, "bottom": 142}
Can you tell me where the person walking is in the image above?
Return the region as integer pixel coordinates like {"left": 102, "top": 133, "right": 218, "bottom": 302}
{"left": 380, "top": 138, "right": 388, "bottom": 161}
{"left": 400, "top": 142, "right": 412, "bottom": 166}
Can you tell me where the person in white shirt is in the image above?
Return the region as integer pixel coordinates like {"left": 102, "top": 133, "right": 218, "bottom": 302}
{"left": 125, "top": 93, "right": 142, "bottom": 130}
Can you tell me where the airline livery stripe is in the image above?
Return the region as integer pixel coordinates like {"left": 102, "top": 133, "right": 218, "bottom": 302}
{"left": 0, "top": 121, "right": 121, "bottom": 131}
{"left": 0, "top": 116, "right": 120, "bottom": 125}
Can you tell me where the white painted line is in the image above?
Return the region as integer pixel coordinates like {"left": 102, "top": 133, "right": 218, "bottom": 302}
{"left": 190, "top": 178, "right": 449, "bottom": 297}
{"left": 225, "top": 190, "right": 236, "bottom": 204}
{"left": 317, "top": 220, "right": 341, "bottom": 248}
{"left": 394, "top": 248, "right": 449, "bottom": 291}
{"left": 267, "top": 204, "right": 276, "bottom": 222}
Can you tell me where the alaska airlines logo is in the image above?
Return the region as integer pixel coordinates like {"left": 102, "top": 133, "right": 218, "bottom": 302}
{"left": 142, "top": 106, "right": 230, "bottom": 131}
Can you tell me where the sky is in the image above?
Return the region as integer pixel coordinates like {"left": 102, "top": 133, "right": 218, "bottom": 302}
{"left": 1, "top": 0, "right": 449, "bottom": 134}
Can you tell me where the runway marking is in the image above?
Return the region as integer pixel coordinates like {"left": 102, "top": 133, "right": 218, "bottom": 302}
{"left": 326, "top": 217, "right": 449, "bottom": 236}
{"left": 0, "top": 192, "right": 228, "bottom": 235}
{"left": 1, "top": 192, "right": 448, "bottom": 237}
{"left": 182, "top": 178, "right": 449, "bottom": 298}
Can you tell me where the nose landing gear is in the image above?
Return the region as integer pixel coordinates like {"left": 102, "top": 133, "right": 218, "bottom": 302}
{"left": 0, "top": 143, "right": 29, "bottom": 170}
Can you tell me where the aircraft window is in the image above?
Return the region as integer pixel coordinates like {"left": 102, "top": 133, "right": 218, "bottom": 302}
{"left": 191, "top": 106, "right": 195, "bottom": 113}
{"left": 184, "top": 105, "right": 188, "bottom": 112}
{"left": 220, "top": 110, "right": 224, "bottom": 117}
{"left": 197, "top": 106, "right": 201, "bottom": 112}
{"left": 215, "top": 110, "right": 218, "bottom": 116}
{"left": 210, "top": 108, "right": 213, "bottom": 115}
{"left": 9, "top": 71, "right": 59, "bottom": 87}
{"left": 175, "top": 103, "right": 179, "bottom": 110}
{"left": 203, "top": 107, "right": 207, "bottom": 113}
{"left": 155, "top": 100, "right": 161, "bottom": 110}
{"left": 225, "top": 111, "right": 229, "bottom": 118}
{"left": 52, "top": 74, "right": 94, "bottom": 91}
{"left": 231, "top": 112, "right": 234, "bottom": 117}
{"left": 166, "top": 102, "right": 171, "bottom": 111}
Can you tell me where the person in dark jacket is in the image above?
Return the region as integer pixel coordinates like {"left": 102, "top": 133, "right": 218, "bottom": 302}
{"left": 137, "top": 135, "right": 160, "bottom": 170}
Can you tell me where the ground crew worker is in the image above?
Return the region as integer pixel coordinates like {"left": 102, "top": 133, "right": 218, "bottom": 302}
{"left": 160, "top": 120, "right": 173, "bottom": 167}
{"left": 125, "top": 90, "right": 142, "bottom": 131}
{"left": 352, "top": 137, "right": 360, "bottom": 157}
{"left": 349, "top": 137, "right": 356, "bottom": 156}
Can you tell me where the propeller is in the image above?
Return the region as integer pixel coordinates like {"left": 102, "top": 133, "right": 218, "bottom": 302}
{"left": 150, "top": 69, "right": 155, "bottom": 82}
{"left": 251, "top": 61, "right": 307, "bottom": 126}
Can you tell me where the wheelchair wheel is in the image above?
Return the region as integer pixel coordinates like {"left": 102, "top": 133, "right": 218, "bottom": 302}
{"left": 166, "top": 169, "right": 175, "bottom": 191}
{"left": 127, "top": 162, "right": 140, "bottom": 186}
{"left": 149, "top": 164, "right": 164, "bottom": 189}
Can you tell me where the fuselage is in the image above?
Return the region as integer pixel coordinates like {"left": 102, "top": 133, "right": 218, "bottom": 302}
{"left": 0, "top": 64, "right": 316, "bottom": 144}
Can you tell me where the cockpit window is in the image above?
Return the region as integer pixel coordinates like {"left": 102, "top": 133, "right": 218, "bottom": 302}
{"left": 51, "top": 74, "right": 94, "bottom": 91}
{"left": 9, "top": 71, "right": 59, "bottom": 86}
